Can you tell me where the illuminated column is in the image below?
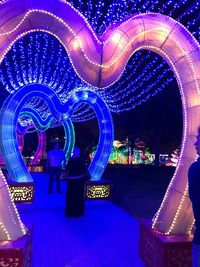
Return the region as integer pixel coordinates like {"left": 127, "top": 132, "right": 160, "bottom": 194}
{"left": 63, "top": 120, "right": 75, "bottom": 163}
{"left": 0, "top": 168, "right": 26, "bottom": 240}
{"left": 0, "top": 132, "right": 24, "bottom": 165}
{"left": 100, "top": 13, "right": 200, "bottom": 235}
{"left": 17, "top": 132, "right": 24, "bottom": 153}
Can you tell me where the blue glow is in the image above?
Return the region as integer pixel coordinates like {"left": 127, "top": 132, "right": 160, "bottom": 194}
{"left": 20, "top": 109, "right": 75, "bottom": 164}
{"left": 0, "top": 85, "right": 114, "bottom": 182}
{"left": 63, "top": 120, "right": 75, "bottom": 163}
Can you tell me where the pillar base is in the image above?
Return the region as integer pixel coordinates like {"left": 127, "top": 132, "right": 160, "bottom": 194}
{"left": 8, "top": 182, "right": 34, "bottom": 203}
{"left": 139, "top": 219, "right": 192, "bottom": 267}
{"left": 85, "top": 180, "right": 112, "bottom": 199}
{"left": 0, "top": 227, "right": 32, "bottom": 267}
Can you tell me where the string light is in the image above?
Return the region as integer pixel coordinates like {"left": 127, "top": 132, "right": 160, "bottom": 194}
{"left": 0, "top": 0, "right": 199, "bottom": 238}
{"left": 0, "top": 169, "right": 26, "bottom": 240}
{"left": 0, "top": 0, "right": 199, "bottom": 121}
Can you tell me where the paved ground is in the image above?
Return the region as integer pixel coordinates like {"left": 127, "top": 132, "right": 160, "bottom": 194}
{"left": 18, "top": 173, "right": 145, "bottom": 267}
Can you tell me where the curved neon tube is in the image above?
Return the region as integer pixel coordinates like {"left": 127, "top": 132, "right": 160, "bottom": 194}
{"left": 20, "top": 109, "right": 75, "bottom": 163}
{"left": 0, "top": 85, "right": 114, "bottom": 183}
{"left": 63, "top": 120, "right": 75, "bottom": 163}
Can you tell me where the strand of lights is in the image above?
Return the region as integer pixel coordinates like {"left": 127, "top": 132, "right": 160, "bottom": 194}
{"left": 0, "top": 28, "right": 175, "bottom": 120}
{"left": 67, "top": 0, "right": 199, "bottom": 91}
{"left": 142, "top": 44, "right": 190, "bottom": 235}
{"left": 0, "top": 221, "right": 11, "bottom": 240}
{"left": 0, "top": 169, "right": 26, "bottom": 240}
{"left": 188, "top": 219, "right": 195, "bottom": 235}
{"left": 166, "top": 185, "right": 189, "bottom": 235}
{"left": 0, "top": 1, "right": 198, "bottom": 122}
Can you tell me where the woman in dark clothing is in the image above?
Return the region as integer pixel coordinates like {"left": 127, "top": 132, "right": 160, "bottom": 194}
{"left": 65, "top": 147, "right": 90, "bottom": 217}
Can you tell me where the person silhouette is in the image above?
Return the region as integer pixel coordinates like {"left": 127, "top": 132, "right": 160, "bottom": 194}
{"left": 46, "top": 142, "right": 66, "bottom": 194}
{"left": 65, "top": 147, "right": 90, "bottom": 217}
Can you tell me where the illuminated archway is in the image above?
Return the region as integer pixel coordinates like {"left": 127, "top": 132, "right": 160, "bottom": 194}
{"left": 63, "top": 120, "right": 75, "bottom": 163}
{"left": 0, "top": 85, "right": 113, "bottom": 240}
{"left": 20, "top": 108, "right": 75, "bottom": 163}
{"left": 0, "top": 0, "right": 199, "bottom": 238}
{"left": 0, "top": 132, "right": 24, "bottom": 165}
{"left": 18, "top": 123, "right": 47, "bottom": 165}
{"left": 0, "top": 85, "right": 113, "bottom": 184}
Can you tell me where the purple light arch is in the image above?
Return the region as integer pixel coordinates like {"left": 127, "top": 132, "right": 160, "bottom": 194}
{"left": 0, "top": 0, "right": 199, "bottom": 239}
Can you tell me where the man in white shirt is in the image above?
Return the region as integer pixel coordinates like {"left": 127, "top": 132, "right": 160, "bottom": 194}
{"left": 46, "top": 142, "right": 66, "bottom": 194}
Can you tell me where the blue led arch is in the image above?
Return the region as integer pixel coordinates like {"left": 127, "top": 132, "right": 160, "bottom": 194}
{"left": 17, "top": 123, "right": 46, "bottom": 165}
{"left": 20, "top": 108, "right": 75, "bottom": 163}
{"left": 63, "top": 120, "right": 75, "bottom": 163}
{"left": 0, "top": 85, "right": 113, "bottom": 182}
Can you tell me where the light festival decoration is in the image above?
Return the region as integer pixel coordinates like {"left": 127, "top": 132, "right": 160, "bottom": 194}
{"left": 20, "top": 108, "right": 75, "bottom": 163}
{"left": 17, "top": 122, "right": 47, "bottom": 165}
{"left": 0, "top": 0, "right": 199, "bottom": 241}
{"left": 0, "top": 85, "right": 114, "bottom": 183}
{"left": 62, "top": 120, "right": 75, "bottom": 162}
{"left": 29, "top": 131, "right": 46, "bottom": 165}
{"left": 1, "top": 0, "right": 200, "bottom": 116}
{"left": 0, "top": 132, "right": 24, "bottom": 165}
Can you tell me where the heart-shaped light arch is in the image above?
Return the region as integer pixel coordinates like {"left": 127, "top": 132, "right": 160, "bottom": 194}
{"left": 0, "top": 85, "right": 113, "bottom": 182}
{"left": 0, "top": 0, "right": 200, "bottom": 237}
{"left": 0, "top": 85, "right": 113, "bottom": 240}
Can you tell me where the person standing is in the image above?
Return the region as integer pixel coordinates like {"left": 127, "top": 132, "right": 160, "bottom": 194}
{"left": 46, "top": 142, "right": 66, "bottom": 194}
{"left": 188, "top": 127, "right": 200, "bottom": 267}
{"left": 65, "top": 147, "right": 90, "bottom": 217}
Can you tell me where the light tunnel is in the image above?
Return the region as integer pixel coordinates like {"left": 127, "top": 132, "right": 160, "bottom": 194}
{"left": 0, "top": 84, "right": 114, "bottom": 183}
{"left": 0, "top": 85, "right": 113, "bottom": 240}
{"left": 0, "top": 0, "right": 200, "bottom": 239}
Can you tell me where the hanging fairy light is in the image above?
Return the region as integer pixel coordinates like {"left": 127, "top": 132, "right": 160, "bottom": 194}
{"left": 0, "top": 0, "right": 199, "bottom": 125}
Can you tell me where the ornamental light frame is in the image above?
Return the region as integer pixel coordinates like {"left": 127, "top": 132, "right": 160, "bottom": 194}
{"left": 0, "top": 0, "right": 199, "bottom": 238}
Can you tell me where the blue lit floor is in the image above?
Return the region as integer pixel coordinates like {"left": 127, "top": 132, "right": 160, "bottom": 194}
{"left": 18, "top": 173, "right": 145, "bottom": 267}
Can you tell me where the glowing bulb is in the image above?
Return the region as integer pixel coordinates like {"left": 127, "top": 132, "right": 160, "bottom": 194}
{"left": 111, "top": 32, "right": 121, "bottom": 44}
{"left": 72, "top": 38, "right": 81, "bottom": 50}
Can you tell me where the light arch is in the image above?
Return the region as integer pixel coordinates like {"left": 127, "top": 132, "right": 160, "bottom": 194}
{"left": 20, "top": 108, "right": 75, "bottom": 163}
{"left": 0, "top": 85, "right": 113, "bottom": 240}
{"left": 0, "top": 0, "right": 199, "bottom": 236}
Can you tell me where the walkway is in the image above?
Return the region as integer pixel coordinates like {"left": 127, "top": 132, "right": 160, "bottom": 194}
{"left": 18, "top": 173, "right": 145, "bottom": 267}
